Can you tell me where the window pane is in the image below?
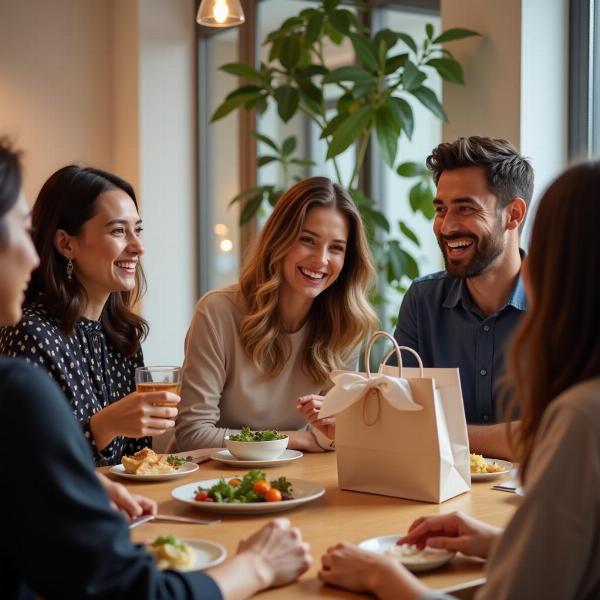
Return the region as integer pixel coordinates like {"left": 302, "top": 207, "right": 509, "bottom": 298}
{"left": 199, "top": 29, "right": 240, "bottom": 292}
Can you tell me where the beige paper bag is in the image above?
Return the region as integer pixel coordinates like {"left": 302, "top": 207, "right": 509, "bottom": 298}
{"left": 320, "top": 331, "right": 470, "bottom": 503}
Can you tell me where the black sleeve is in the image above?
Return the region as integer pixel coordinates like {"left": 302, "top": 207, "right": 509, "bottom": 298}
{"left": 391, "top": 285, "right": 420, "bottom": 367}
{"left": 0, "top": 359, "right": 222, "bottom": 600}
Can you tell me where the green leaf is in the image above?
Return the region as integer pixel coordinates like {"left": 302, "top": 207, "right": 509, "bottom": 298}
{"left": 425, "top": 23, "right": 434, "bottom": 39}
{"left": 403, "top": 249, "right": 420, "bottom": 279}
{"left": 268, "top": 37, "right": 283, "bottom": 63}
{"left": 397, "top": 161, "right": 427, "bottom": 178}
{"left": 384, "top": 53, "right": 408, "bottom": 75}
{"left": 362, "top": 207, "right": 390, "bottom": 233}
{"left": 327, "top": 105, "right": 372, "bottom": 158}
{"left": 322, "top": 65, "right": 373, "bottom": 84}
{"left": 337, "top": 93, "right": 354, "bottom": 114}
{"left": 321, "top": 112, "right": 348, "bottom": 138}
{"left": 374, "top": 29, "right": 399, "bottom": 52}
{"left": 375, "top": 104, "right": 399, "bottom": 168}
{"left": 257, "top": 155, "right": 279, "bottom": 167}
{"left": 426, "top": 58, "right": 464, "bottom": 84}
{"left": 220, "top": 63, "right": 267, "bottom": 86}
{"left": 389, "top": 97, "right": 414, "bottom": 140}
{"left": 280, "top": 35, "right": 302, "bottom": 69}
{"left": 329, "top": 9, "right": 351, "bottom": 34}
{"left": 402, "top": 60, "right": 426, "bottom": 91}
{"left": 305, "top": 13, "right": 324, "bottom": 46}
{"left": 387, "top": 241, "right": 407, "bottom": 281}
{"left": 326, "top": 22, "right": 344, "bottom": 45}
{"left": 411, "top": 85, "right": 447, "bottom": 121}
{"left": 352, "top": 82, "right": 376, "bottom": 99}
{"left": 290, "top": 158, "right": 316, "bottom": 167}
{"left": 323, "top": 0, "right": 340, "bottom": 12}
{"left": 225, "top": 85, "right": 263, "bottom": 100}
{"left": 211, "top": 92, "right": 259, "bottom": 122}
{"left": 240, "top": 193, "right": 264, "bottom": 225}
{"left": 228, "top": 186, "right": 265, "bottom": 207}
{"left": 399, "top": 221, "right": 420, "bottom": 247}
{"left": 409, "top": 181, "right": 435, "bottom": 218}
{"left": 282, "top": 136, "right": 297, "bottom": 156}
{"left": 433, "top": 28, "right": 480, "bottom": 44}
{"left": 251, "top": 131, "right": 279, "bottom": 152}
{"left": 274, "top": 85, "right": 300, "bottom": 122}
{"left": 298, "top": 82, "right": 323, "bottom": 114}
{"left": 397, "top": 33, "right": 417, "bottom": 54}
{"left": 349, "top": 33, "right": 379, "bottom": 71}
{"left": 296, "top": 64, "right": 328, "bottom": 77}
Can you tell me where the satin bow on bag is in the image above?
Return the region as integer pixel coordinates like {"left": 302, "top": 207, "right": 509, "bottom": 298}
{"left": 319, "top": 372, "right": 421, "bottom": 419}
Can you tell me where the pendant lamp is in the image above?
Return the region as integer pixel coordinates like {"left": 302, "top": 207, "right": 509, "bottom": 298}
{"left": 196, "top": 0, "right": 245, "bottom": 28}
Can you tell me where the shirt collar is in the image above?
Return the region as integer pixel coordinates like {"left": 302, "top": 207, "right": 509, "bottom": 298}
{"left": 442, "top": 248, "right": 528, "bottom": 312}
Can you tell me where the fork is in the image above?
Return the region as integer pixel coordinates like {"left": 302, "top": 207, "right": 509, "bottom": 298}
{"left": 129, "top": 514, "right": 221, "bottom": 528}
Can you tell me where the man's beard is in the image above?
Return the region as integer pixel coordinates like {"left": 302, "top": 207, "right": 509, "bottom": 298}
{"left": 438, "top": 222, "right": 505, "bottom": 279}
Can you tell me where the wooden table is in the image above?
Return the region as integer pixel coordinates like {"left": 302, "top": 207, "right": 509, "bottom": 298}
{"left": 105, "top": 452, "right": 520, "bottom": 599}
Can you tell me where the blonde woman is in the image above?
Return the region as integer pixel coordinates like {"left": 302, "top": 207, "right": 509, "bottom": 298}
{"left": 175, "top": 176, "right": 378, "bottom": 451}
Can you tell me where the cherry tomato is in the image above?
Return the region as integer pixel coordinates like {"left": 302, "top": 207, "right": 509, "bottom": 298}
{"left": 204, "top": 497, "right": 214, "bottom": 502}
{"left": 195, "top": 491, "right": 208, "bottom": 501}
{"left": 228, "top": 478, "right": 241, "bottom": 487}
{"left": 252, "top": 479, "right": 271, "bottom": 495}
{"left": 264, "top": 488, "right": 282, "bottom": 502}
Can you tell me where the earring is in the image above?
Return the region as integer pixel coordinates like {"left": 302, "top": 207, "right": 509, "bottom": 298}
{"left": 66, "top": 258, "right": 74, "bottom": 282}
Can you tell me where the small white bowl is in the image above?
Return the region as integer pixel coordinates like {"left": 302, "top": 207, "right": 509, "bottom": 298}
{"left": 224, "top": 435, "right": 288, "bottom": 461}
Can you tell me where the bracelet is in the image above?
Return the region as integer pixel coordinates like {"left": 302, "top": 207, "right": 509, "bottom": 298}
{"left": 310, "top": 426, "right": 336, "bottom": 451}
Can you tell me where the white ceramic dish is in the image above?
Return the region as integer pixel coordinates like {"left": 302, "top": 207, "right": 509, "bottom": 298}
{"left": 110, "top": 462, "right": 199, "bottom": 482}
{"left": 171, "top": 478, "right": 325, "bottom": 514}
{"left": 224, "top": 435, "right": 289, "bottom": 461}
{"left": 358, "top": 534, "right": 455, "bottom": 573}
{"left": 148, "top": 538, "right": 227, "bottom": 571}
{"left": 210, "top": 449, "right": 303, "bottom": 467}
{"left": 471, "top": 458, "right": 513, "bottom": 482}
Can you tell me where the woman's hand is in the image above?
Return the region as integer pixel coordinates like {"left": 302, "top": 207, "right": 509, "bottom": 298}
{"left": 89, "top": 391, "right": 180, "bottom": 450}
{"left": 399, "top": 511, "right": 502, "bottom": 559}
{"left": 206, "top": 519, "right": 311, "bottom": 600}
{"left": 284, "top": 430, "right": 324, "bottom": 453}
{"left": 96, "top": 473, "right": 157, "bottom": 520}
{"left": 319, "top": 542, "right": 427, "bottom": 600}
{"left": 296, "top": 394, "right": 336, "bottom": 440}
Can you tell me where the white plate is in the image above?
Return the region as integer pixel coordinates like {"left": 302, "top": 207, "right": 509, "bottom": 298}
{"left": 471, "top": 458, "right": 513, "bottom": 481}
{"left": 210, "top": 449, "right": 303, "bottom": 467}
{"left": 110, "top": 462, "right": 199, "bottom": 482}
{"left": 358, "top": 534, "right": 455, "bottom": 573}
{"left": 171, "top": 478, "right": 325, "bottom": 514}
{"left": 147, "top": 538, "right": 227, "bottom": 571}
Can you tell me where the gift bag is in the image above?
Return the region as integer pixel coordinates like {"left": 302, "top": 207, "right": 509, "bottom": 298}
{"left": 319, "top": 331, "right": 470, "bottom": 503}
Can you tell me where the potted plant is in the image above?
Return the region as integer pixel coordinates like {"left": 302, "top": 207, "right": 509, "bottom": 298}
{"left": 211, "top": 0, "right": 479, "bottom": 306}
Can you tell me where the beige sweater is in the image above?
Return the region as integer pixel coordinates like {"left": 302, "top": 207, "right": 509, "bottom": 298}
{"left": 175, "top": 286, "right": 353, "bottom": 450}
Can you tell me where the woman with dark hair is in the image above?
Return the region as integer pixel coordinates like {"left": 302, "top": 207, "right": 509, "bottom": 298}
{"left": 0, "top": 138, "right": 311, "bottom": 600}
{"left": 0, "top": 165, "right": 178, "bottom": 465}
{"left": 175, "top": 176, "right": 378, "bottom": 451}
{"left": 318, "top": 161, "right": 600, "bottom": 600}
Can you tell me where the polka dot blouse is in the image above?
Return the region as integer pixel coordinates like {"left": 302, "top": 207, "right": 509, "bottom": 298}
{"left": 0, "top": 304, "right": 151, "bottom": 466}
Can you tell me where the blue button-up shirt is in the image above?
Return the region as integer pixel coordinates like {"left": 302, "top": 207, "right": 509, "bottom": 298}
{"left": 392, "top": 270, "right": 527, "bottom": 424}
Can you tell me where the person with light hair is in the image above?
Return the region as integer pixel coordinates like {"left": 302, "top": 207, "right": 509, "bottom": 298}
{"left": 175, "top": 176, "right": 378, "bottom": 451}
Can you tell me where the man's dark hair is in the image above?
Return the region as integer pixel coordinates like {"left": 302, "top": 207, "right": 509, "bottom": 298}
{"left": 426, "top": 136, "right": 534, "bottom": 210}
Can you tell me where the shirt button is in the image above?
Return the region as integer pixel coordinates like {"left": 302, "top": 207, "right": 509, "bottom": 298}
{"left": 480, "top": 368, "right": 487, "bottom": 376}
{"left": 483, "top": 325, "right": 491, "bottom": 332}
{"left": 483, "top": 414, "right": 490, "bottom": 422}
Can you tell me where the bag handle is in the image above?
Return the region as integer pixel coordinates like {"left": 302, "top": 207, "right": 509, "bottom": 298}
{"left": 364, "top": 331, "right": 424, "bottom": 377}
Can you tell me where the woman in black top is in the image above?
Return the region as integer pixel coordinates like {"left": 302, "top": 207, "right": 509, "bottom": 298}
{"left": 0, "top": 165, "right": 179, "bottom": 465}
{"left": 0, "top": 140, "right": 310, "bottom": 599}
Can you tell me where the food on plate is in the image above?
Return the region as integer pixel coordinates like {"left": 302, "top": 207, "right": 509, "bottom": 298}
{"left": 194, "top": 469, "right": 293, "bottom": 503}
{"left": 385, "top": 543, "right": 450, "bottom": 564}
{"left": 229, "top": 425, "right": 286, "bottom": 442}
{"left": 147, "top": 535, "right": 195, "bottom": 570}
{"left": 122, "top": 447, "right": 176, "bottom": 475}
{"left": 470, "top": 453, "right": 506, "bottom": 474}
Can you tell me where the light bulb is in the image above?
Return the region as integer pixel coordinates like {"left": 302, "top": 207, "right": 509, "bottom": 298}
{"left": 213, "top": 0, "right": 229, "bottom": 24}
{"left": 220, "top": 239, "right": 233, "bottom": 252}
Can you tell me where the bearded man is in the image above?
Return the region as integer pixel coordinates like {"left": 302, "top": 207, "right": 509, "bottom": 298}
{"left": 393, "top": 136, "right": 533, "bottom": 459}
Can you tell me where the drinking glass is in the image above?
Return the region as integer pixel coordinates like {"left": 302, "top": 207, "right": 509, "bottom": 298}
{"left": 135, "top": 366, "right": 181, "bottom": 406}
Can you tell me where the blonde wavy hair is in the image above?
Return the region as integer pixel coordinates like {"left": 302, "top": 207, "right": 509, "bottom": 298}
{"left": 239, "top": 176, "right": 378, "bottom": 383}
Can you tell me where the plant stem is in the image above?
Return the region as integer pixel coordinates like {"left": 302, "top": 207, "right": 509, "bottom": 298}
{"left": 348, "top": 132, "right": 370, "bottom": 190}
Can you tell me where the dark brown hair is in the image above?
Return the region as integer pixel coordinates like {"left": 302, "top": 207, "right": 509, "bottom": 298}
{"left": 506, "top": 161, "right": 600, "bottom": 481}
{"left": 0, "top": 138, "right": 22, "bottom": 245}
{"left": 427, "top": 136, "right": 534, "bottom": 211}
{"left": 25, "top": 165, "right": 148, "bottom": 355}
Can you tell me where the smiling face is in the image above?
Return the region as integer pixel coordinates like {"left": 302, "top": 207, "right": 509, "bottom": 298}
{"left": 57, "top": 189, "right": 144, "bottom": 312}
{"left": 0, "top": 194, "right": 40, "bottom": 325}
{"left": 280, "top": 206, "right": 349, "bottom": 307}
{"left": 433, "top": 166, "right": 507, "bottom": 278}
